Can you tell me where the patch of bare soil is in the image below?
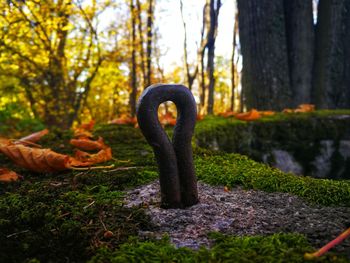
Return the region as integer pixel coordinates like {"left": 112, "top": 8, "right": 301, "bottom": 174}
{"left": 125, "top": 181, "right": 350, "bottom": 257}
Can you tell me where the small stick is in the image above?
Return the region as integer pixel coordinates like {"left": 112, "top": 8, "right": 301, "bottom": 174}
{"left": 70, "top": 164, "right": 115, "bottom": 171}
{"left": 112, "top": 158, "right": 131, "bottom": 163}
{"left": 57, "top": 212, "right": 71, "bottom": 219}
{"left": 99, "top": 215, "right": 107, "bottom": 231}
{"left": 6, "top": 230, "right": 29, "bottom": 238}
{"left": 83, "top": 200, "right": 95, "bottom": 210}
{"left": 102, "top": 166, "right": 143, "bottom": 173}
{"left": 304, "top": 227, "right": 350, "bottom": 260}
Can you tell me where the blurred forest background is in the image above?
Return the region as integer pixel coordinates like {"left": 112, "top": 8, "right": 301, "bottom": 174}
{"left": 0, "top": 0, "right": 349, "bottom": 130}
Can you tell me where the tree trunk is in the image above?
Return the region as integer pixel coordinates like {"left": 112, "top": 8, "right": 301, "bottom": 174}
{"left": 198, "top": 2, "right": 209, "bottom": 114}
{"left": 230, "top": 9, "right": 238, "bottom": 112}
{"left": 136, "top": 0, "right": 147, "bottom": 89}
{"left": 206, "top": 0, "right": 221, "bottom": 115}
{"left": 237, "top": 0, "right": 292, "bottom": 110}
{"left": 284, "top": 0, "right": 314, "bottom": 107}
{"left": 145, "top": 0, "right": 154, "bottom": 87}
{"left": 129, "top": 0, "right": 138, "bottom": 117}
{"left": 312, "top": 0, "right": 350, "bottom": 109}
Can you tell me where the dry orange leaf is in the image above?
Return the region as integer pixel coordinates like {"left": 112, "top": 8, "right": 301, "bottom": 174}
{"left": 74, "top": 128, "right": 93, "bottom": 139}
{"left": 196, "top": 114, "right": 204, "bottom": 121}
{"left": 159, "top": 112, "right": 177, "bottom": 126}
{"left": 219, "top": 111, "right": 237, "bottom": 118}
{"left": 79, "top": 120, "right": 95, "bottom": 131}
{"left": 16, "top": 129, "right": 49, "bottom": 144}
{"left": 70, "top": 147, "right": 112, "bottom": 167}
{"left": 0, "top": 137, "right": 11, "bottom": 146}
{"left": 295, "top": 104, "right": 315, "bottom": 113}
{"left": 70, "top": 137, "right": 106, "bottom": 151}
{"left": 110, "top": 115, "right": 137, "bottom": 125}
{"left": 0, "top": 144, "right": 70, "bottom": 173}
{"left": 235, "top": 109, "right": 261, "bottom": 121}
{"left": 0, "top": 168, "right": 22, "bottom": 182}
{"left": 259, "top": 111, "right": 275, "bottom": 117}
{"left": 282, "top": 108, "right": 294, "bottom": 114}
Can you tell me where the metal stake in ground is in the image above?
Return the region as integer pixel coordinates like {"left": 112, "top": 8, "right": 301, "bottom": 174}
{"left": 136, "top": 84, "right": 199, "bottom": 208}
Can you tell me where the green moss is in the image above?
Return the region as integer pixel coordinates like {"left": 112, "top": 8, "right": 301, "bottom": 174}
{"left": 89, "top": 233, "right": 348, "bottom": 263}
{"left": 0, "top": 183, "right": 152, "bottom": 262}
{"left": 195, "top": 149, "right": 350, "bottom": 206}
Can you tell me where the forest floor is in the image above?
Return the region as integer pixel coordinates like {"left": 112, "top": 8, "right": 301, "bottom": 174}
{"left": 0, "top": 115, "right": 350, "bottom": 262}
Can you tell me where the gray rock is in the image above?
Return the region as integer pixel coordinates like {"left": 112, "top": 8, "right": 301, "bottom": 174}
{"left": 271, "top": 150, "right": 303, "bottom": 175}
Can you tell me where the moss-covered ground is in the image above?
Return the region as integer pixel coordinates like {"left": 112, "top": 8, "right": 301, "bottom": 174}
{"left": 1, "top": 113, "right": 350, "bottom": 262}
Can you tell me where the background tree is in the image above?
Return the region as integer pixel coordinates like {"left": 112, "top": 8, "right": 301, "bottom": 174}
{"left": 129, "top": 0, "right": 138, "bottom": 117}
{"left": 237, "top": 0, "right": 292, "bottom": 110}
{"left": 312, "top": 0, "right": 350, "bottom": 109}
{"left": 206, "top": 0, "right": 221, "bottom": 115}
{"left": 284, "top": 0, "right": 314, "bottom": 107}
{"left": 0, "top": 0, "right": 108, "bottom": 128}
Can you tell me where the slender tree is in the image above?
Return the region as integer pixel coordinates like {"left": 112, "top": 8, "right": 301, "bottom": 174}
{"left": 145, "top": 0, "right": 154, "bottom": 87}
{"left": 198, "top": 2, "right": 209, "bottom": 113}
{"left": 230, "top": 7, "right": 238, "bottom": 112}
{"left": 136, "top": 0, "right": 147, "bottom": 89}
{"left": 206, "top": 0, "right": 221, "bottom": 115}
{"left": 129, "top": 0, "right": 138, "bottom": 117}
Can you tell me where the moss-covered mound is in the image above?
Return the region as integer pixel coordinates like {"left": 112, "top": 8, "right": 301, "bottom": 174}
{"left": 0, "top": 124, "right": 349, "bottom": 262}
{"left": 195, "top": 110, "right": 350, "bottom": 179}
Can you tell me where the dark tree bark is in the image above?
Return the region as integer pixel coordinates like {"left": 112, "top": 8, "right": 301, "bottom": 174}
{"left": 136, "top": 0, "right": 147, "bottom": 89}
{"left": 206, "top": 0, "right": 221, "bottom": 115}
{"left": 284, "top": 0, "right": 314, "bottom": 107}
{"left": 230, "top": 9, "right": 238, "bottom": 112}
{"left": 312, "top": 0, "right": 350, "bottom": 109}
{"left": 129, "top": 0, "right": 138, "bottom": 117}
{"left": 237, "top": 0, "right": 292, "bottom": 110}
{"left": 145, "top": 0, "right": 154, "bottom": 87}
{"left": 198, "top": 2, "right": 209, "bottom": 113}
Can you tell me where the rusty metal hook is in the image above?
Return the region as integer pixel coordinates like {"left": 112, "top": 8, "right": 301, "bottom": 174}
{"left": 136, "top": 84, "right": 199, "bottom": 208}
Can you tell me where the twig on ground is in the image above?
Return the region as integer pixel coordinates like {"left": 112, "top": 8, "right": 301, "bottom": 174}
{"left": 70, "top": 164, "right": 115, "bottom": 171}
{"left": 6, "top": 230, "right": 29, "bottom": 238}
{"left": 83, "top": 200, "right": 95, "bottom": 210}
{"left": 102, "top": 166, "right": 143, "bottom": 173}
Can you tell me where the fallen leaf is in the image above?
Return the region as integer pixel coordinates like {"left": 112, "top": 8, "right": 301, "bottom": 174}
{"left": 70, "top": 137, "right": 106, "bottom": 151}
{"left": 69, "top": 147, "right": 112, "bottom": 167}
{"left": 159, "top": 112, "right": 176, "bottom": 126}
{"left": 16, "top": 129, "right": 49, "bottom": 144}
{"left": 295, "top": 104, "right": 315, "bottom": 113}
{"left": 0, "top": 137, "right": 11, "bottom": 146}
{"left": 196, "top": 114, "right": 204, "bottom": 121}
{"left": 0, "top": 168, "right": 22, "bottom": 182}
{"left": 282, "top": 108, "right": 294, "bottom": 114}
{"left": 79, "top": 120, "right": 95, "bottom": 131}
{"left": 259, "top": 111, "right": 276, "bottom": 117}
{"left": 74, "top": 128, "right": 93, "bottom": 139}
{"left": 0, "top": 144, "right": 70, "bottom": 173}
{"left": 218, "top": 111, "right": 237, "bottom": 118}
{"left": 235, "top": 109, "right": 261, "bottom": 121}
{"left": 110, "top": 115, "right": 137, "bottom": 125}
